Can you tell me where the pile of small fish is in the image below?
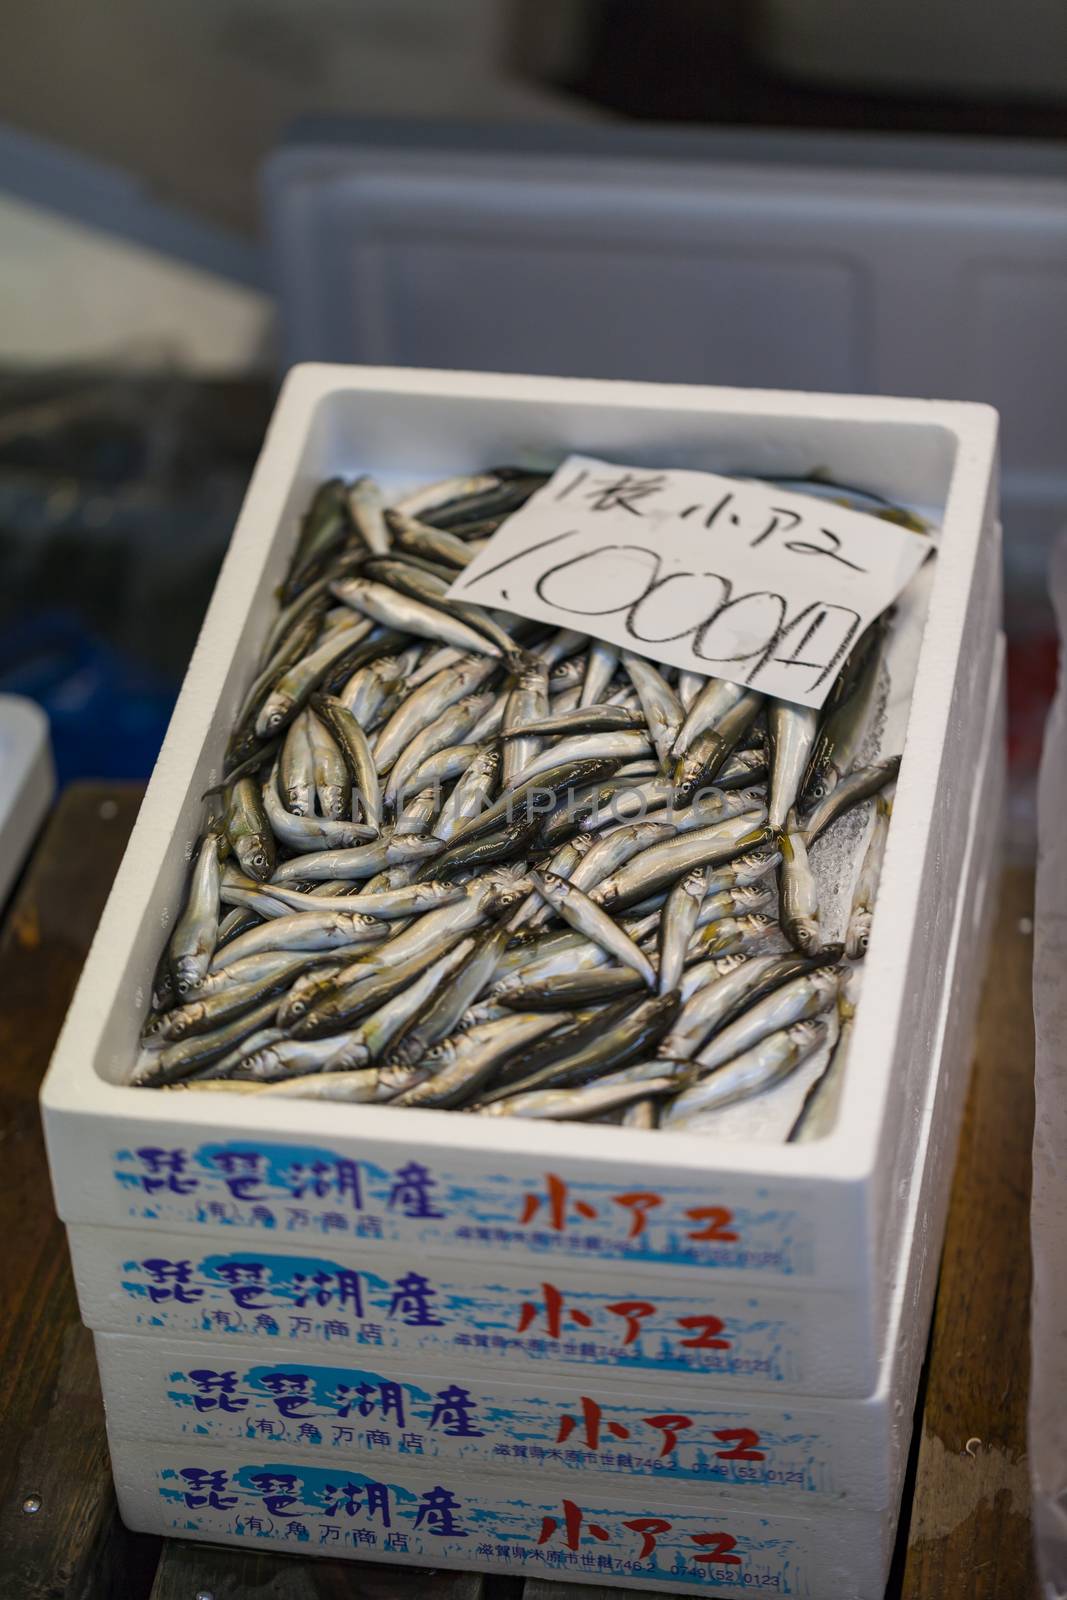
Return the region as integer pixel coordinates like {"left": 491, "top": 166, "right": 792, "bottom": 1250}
{"left": 135, "top": 467, "right": 911, "bottom": 1136}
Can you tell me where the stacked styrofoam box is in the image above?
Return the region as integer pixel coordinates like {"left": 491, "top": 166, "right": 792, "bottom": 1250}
{"left": 41, "top": 367, "right": 1003, "bottom": 1596}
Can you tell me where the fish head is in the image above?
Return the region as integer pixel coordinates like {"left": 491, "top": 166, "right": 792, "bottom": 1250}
{"left": 645, "top": 990, "right": 684, "bottom": 1023}
{"left": 790, "top": 1017, "right": 828, "bottom": 1051}
{"left": 488, "top": 973, "right": 525, "bottom": 1000}
{"left": 161, "top": 1005, "right": 205, "bottom": 1042}
{"left": 510, "top": 660, "right": 547, "bottom": 693}
{"left": 328, "top": 1041, "right": 371, "bottom": 1073}
{"left": 811, "top": 967, "right": 842, "bottom": 1001}
{"left": 278, "top": 979, "right": 334, "bottom": 1026}
{"left": 788, "top": 917, "right": 822, "bottom": 955}
{"left": 733, "top": 884, "right": 772, "bottom": 912}
{"left": 240, "top": 1050, "right": 277, "bottom": 1079}
{"left": 396, "top": 836, "right": 442, "bottom": 861}
{"left": 671, "top": 765, "right": 703, "bottom": 805}
{"left": 734, "top": 848, "right": 780, "bottom": 884}
{"left": 152, "top": 970, "right": 176, "bottom": 1011}
{"left": 478, "top": 870, "right": 533, "bottom": 911}
{"left": 801, "top": 766, "right": 834, "bottom": 805}
{"left": 171, "top": 957, "right": 202, "bottom": 998}
{"left": 845, "top": 909, "right": 873, "bottom": 959}
{"left": 418, "top": 881, "right": 456, "bottom": 907}
{"left": 258, "top": 695, "right": 294, "bottom": 736}
{"left": 713, "top": 953, "right": 750, "bottom": 975}
{"left": 423, "top": 1038, "right": 459, "bottom": 1071}
{"left": 238, "top": 837, "right": 274, "bottom": 878}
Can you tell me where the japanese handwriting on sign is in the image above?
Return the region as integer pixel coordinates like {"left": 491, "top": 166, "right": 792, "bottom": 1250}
{"left": 454, "top": 455, "right": 929, "bottom": 709}
{"left": 518, "top": 1172, "right": 738, "bottom": 1245}
{"left": 537, "top": 1500, "right": 742, "bottom": 1568}
{"left": 516, "top": 1282, "right": 730, "bottom": 1351}
{"left": 555, "top": 466, "right": 867, "bottom": 571}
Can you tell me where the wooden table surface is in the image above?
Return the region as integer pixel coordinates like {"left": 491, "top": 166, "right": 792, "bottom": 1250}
{"left": 0, "top": 784, "right": 1039, "bottom": 1600}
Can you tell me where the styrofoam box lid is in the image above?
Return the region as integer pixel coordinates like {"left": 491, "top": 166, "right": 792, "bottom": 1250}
{"left": 264, "top": 122, "right": 1067, "bottom": 584}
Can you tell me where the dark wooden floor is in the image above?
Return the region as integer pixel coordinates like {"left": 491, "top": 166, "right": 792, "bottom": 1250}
{"left": 0, "top": 785, "right": 1039, "bottom": 1599}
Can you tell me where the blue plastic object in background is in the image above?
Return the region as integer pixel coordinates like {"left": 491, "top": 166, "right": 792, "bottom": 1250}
{"left": 0, "top": 611, "right": 175, "bottom": 786}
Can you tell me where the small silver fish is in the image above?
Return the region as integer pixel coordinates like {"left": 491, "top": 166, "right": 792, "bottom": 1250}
{"left": 778, "top": 809, "right": 821, "bottom": 955}
{"left": 661, "top": 1019, "right": 828, "bottom": 1130}
{"left": 845, "top": 791, "right": 893, "bottom": 959}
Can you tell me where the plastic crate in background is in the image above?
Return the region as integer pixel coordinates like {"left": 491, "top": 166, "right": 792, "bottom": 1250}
{"left": 263, "top": 123, "right": 1067, "bottom": 603}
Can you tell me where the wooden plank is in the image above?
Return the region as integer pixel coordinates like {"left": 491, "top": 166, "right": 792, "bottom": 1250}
{"left": 0, "top": 783, "right": 160, "bottom": 1600}
{"left": 902, "top": 866, "right": 1038, "bottom": 1599}
{"left": 149, "top": 1544, "right": 485, "bottom": 1599}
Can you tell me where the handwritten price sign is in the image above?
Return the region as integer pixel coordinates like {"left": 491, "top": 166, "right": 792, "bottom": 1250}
{"left": 452, "top": 456, "right": 930, "bottom": 708}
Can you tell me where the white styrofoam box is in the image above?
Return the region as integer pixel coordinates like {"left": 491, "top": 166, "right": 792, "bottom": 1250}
{"left": 41, "top": 367, "right": 999, "bottom": 1351}
{"left": 0, "top": 693, "right": 54, "bottom": 909}
{"left": 264, "top": 132, "right": 1066, "bottom": 584}
{"left": 71, "top": 1224, "right": 875, "bottom": 1397}
{"left": 108, "top": 1436, "right": 893, "bottom": 1596}
{"left": 96, "top": 1328, "right": 880, "bottom": 1504}
{"left": 93, "top": 637, "right": 1006, "bottom": 1518}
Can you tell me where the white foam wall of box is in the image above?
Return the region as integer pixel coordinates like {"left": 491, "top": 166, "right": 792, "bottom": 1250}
{"left": 107, "top": 1435, "right": 893, "bottom": 1597}
{"left": 93, "top": 638, "right": 1005, "bottom": 1531}
{"left": 41, "top": 368, "right": 999, "bottom": 1390}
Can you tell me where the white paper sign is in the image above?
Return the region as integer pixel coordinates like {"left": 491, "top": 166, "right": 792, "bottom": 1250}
{"left": 449, "top": 456, "right": 931, "bottom": 708}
